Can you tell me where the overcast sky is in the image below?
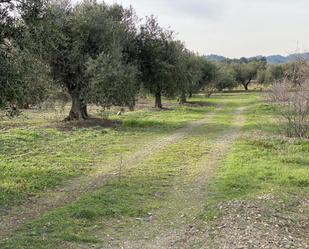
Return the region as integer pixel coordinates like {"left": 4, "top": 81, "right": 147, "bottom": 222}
{"left": 86, "top": 0, "right": 309, "bottom": 58}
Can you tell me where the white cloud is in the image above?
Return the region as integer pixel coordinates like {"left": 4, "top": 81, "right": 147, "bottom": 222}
{"left": 75, "top": 0, "right": 309, "bottom": 57}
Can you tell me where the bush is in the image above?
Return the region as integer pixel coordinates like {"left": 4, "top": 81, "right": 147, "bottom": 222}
{"left": 268, "top": 79, "right": 309, "bottom": 138}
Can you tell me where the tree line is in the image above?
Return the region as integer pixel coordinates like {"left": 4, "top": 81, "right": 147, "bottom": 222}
{"left": 0, "top": 0, "right": 299, "bottom": 120}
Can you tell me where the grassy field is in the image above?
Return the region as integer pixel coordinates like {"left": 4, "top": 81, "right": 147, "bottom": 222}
{"left": 202, "top": 99, "right": 309, "bottom": 212}
{"left": 200, "top": 97, "right": 309, "bottom": 248}
{"left": 0, "top": 93, "right": 308, "bottom": 248}
{"left": 0, "top": 97, "right": 216, "bottom": 209}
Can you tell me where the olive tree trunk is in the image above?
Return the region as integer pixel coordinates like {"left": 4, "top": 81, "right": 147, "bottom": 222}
{"left": 242, "top": 78, "right": 252, "bottom": 91}
{"left": 155, "top": 91, "right": 163, "bottom": 109}
{"left": 188, "top": 90, "right": 193, "bottom": 98}
{"left": 179, "top": 91, "right": 187, "bottom": 104}
{"left": 67, "top": 91, "right": 89, "bottom": 120}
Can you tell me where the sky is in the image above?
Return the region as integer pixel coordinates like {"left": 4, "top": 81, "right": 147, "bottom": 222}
{"left": 79, "top": 0, "right": 309, "bottom": 58}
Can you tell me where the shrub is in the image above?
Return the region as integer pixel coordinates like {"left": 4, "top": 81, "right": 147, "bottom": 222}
{"left": 268, "top": 79, "right": 309, "bottom": 138}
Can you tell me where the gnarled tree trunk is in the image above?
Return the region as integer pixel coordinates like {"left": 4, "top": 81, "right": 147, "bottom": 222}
{"left": 155, "top": 91, "right": 162, "bottom": 109}
{"left": 242, "top": 78, "right": 252, "bottom": 91}
{"left": 67, "top": 90, "right": 88, "bottom": 121}
{"left": 179, "top": 91, "right": 187, "bottom": 104}
{"left": 188, "top": 90, "right": 193, "bottom": 98}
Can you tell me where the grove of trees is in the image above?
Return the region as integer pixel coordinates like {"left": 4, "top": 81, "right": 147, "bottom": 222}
{"left": 1, "top": 0, "right": 306, "bottom": 119}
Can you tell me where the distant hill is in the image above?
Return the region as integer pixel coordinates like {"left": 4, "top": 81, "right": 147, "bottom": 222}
{"left": 286, "top": 53, "right": 309, "bottom": 62}
{"left": 205, "top": 54, "right": 226, "bottom": 62}
{"left": 259, "top": 55, "right": 283, "bottom": 64}
{"left": 206, "top": 53, "right": 309, "bottom": 64}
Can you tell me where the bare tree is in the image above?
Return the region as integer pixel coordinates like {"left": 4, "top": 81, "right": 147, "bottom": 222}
{"left": 268, "top": 65, "right": 309, "bottom": 138}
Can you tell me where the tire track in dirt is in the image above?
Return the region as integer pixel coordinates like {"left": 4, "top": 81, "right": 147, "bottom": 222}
{"left": 114, "top": 106, "right": 246, "bottom": 249}
{"left": 0, "top": 105, "right": 223, "bottom": 240}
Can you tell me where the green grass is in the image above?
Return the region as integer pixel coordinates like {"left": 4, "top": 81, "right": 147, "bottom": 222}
{"left": 1, "top": 92, "right": 307, "bottom": 248}
{"left": 0, "top": 93, "right": 254, "bottom": 248}
{"left": 201, "top": 97, "right": 309, "bottom": 221}
{"left": 0, "top": 128, "right": 153, "bottom": 208}
{"left": 0, "top": 117, "right": 222, "bottom": 248}
{"left": 0, "top": 96, "right": 218, "bottom": 209}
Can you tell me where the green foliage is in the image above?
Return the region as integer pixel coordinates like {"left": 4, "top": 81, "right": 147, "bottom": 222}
{"left": 232, "top": 60, "right": 266, "bottom": 90}
{"left": 204, "top": 58, "right": 267, "bottom": 92}
{"left": 0, "top": 0, "right": 51, "bottom": 110}
{"left": 86, "top": 47, "right": 139, "bottom": 109}
{"left": 29, "top": 0, "right": 139, "bottom": 119}
{"left": 137, "top": 16, "right": 181, "bottom": 107}
{"left": 257, "top": 64, "right": 285, "bottom": 84}
{"left": 0, "top": 43, "right": 51, "bottom": 110}
{"left": 213, "top": 63, "right": 237, "bottom": 91}
{"left": 189, "top": 55, "right": 215, "bottom": 98}
{"left": 1, "top": 0, "right": 246, "bottom": 115}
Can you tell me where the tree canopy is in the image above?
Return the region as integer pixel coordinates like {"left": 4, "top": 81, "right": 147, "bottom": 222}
{"left": 0, "top": 0, "right": 50, "bottom": 111}
{"left": 24, "top": 0, "right": 140, "bottom": 119}
{"left": 231, "top": 59, "right": 266, "bottom": 91}
{"left": 1, "top": 0, "right": 298, "bottom": 119}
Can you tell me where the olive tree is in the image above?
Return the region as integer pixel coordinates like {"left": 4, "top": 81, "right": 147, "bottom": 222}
{"left": 169, "top": 46, "right": 201, "bottom": 104}
{"left": 208, "top": 63, "right": 237, "bottom": 93}
{"left": 0, "top": 45, "right": 51, "bottom": 110}
{"left": 137, "top": 16, "right": 180, "bottom": 108}
{"left": 33, "top": 0, "right": 139, "bottom": 120}
{"left": 86, "top": 47, "right": 139, "bottom": 110}
{"left": 0, "top": 0, "right": 51, "bottom": 111}
{"left": 196, "top": 58, "right": 217, "bottom": 97}
{"left": 257, "top": 64, "right": 285, "bottom": 84}
{"left": 232, "top": 59, "right": 266, "bottom": 91}
{"left": 179, "top": 52, "right": 214, "bottom": 103}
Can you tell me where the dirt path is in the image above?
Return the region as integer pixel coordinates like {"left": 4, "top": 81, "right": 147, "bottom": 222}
{"left": 106, "top": 107, "right": 246, "bottom": 249}
{"left": 0, "top": 105, "right": 223, "bottom": 240}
